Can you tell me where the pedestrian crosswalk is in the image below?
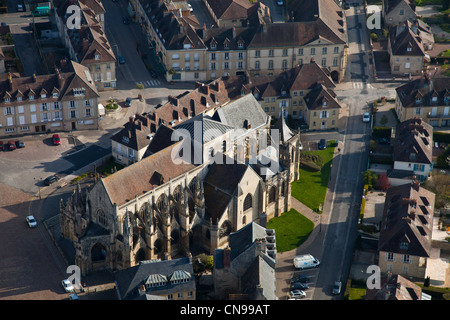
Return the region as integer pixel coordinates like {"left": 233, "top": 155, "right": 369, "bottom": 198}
{"left": 352, "top": 82, "right": 374, "bottom": 89}
{"left": 136, "top": 79, "right": 161, "bottom": 88}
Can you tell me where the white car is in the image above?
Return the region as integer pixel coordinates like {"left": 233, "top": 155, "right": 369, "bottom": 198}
{"left": 26, "top": 215, "right": 37, "bottom": 228}
{"left": 363, "top": 112, "right": 371, "bottom": 123}
{"left": 188, "top": 3, "right": 193, "bottom": 12}
{"left": 289, "top": 289, "right": 306, "bottom": 299}
{"left": 62, "top": 279, "right": 75, "bottom": 293}
{"left": 277, "top": 0, "right": 284, "bottom": 6}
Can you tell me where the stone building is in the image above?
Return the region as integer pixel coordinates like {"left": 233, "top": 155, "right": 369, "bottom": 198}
{"left": 59, "top": 94, "right": 300, "bottom": 276}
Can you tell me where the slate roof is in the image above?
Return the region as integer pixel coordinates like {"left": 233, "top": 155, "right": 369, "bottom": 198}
{"left": 102, "top": 141, "right": 196, "bottom": 206}
{"left": 384, "top": 0, "right": 416, "bottom": 15}
{"left": 110, "top": 114, "right": 152, "bottom": 152}
{"left": 389, "top": 22, "right": 426, "bottom": 57}
{"left": 393, "top": 119, "right": 433, "bottom": 165}
{"left": 212, "top": 93, "right": 269, "bottom": 129}
{"left": 272, "top": 115, "right": 296, "bottom": 143}
{"left": 174, "top": 114, "right": 235, "bottom": 144}
{"left": 206, "top": 0, "right": 253, "bottom": 21}
{"left": 378, "top": 181, "right": 435, "bottom": 257}
{"left": 114, "top": 257, "right": 194, "bottom": 300}
{"left": 396, "top": 76, "right": 450, "bottom": 109}
{"left": 145, "top": 124, "right": 176, "bottom": 156}
{"left": 365, "top": 274, "right": 423, "bottom": 300}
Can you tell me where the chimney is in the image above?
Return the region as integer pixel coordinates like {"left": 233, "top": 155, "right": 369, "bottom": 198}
{"left": 223, "top": 246, "right": 231, "bottom": 268}
{"left": 412, "top": 177, "right": 420, "bottom": 192}
{"left": 129, "top": 116, "right": 134, "bottom": 123}
{"left": 8, "top": 72, "right": 12, "bottom": 91}
{"left": 32, "top": 74, "right": 37, "bottom": 82}
{"left": 82, "top": 38, "right": 89, "bottom": 52}
{"left": 204, "top": 84, "right": 209, "bottom": 95}
{"left": 195, "top": 81, "right": 202, "bottom": 89}
{"left": 56, "top": 69, "right": 63, "bottom": 89}
{"left": 60, "top": 59, "right": 67, "bottom": 70}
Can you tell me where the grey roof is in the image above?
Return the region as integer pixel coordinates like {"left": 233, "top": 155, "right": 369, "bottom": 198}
{"left": 174, "top": 114, "right": 234, "bottom": 144}
{"left": 228, "top": 222, "right": 269, "bottom": 256}
{"left": 212, "top": 93, "right": 268, "bottom": 129}
{"left": 114, "top": 257, "right": 194, "bottom": 300}
{"left": 272, "top": 115, "right": 295, "bottom": 143}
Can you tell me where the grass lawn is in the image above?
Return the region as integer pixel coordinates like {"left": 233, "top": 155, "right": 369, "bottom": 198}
{"left": 347, "top": 287, "right": 367, "bottom": 300}
{"left": 291, "top": 140, "right": 336, "bottom": 212}
{"left": 266, "top": 209, "right": 314, "bottom": 253}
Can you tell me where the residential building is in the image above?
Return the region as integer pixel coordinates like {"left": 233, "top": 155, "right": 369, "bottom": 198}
{"left": 54, "top": 0, "right": 117, "bottom": 91}
{"left": 304, "top": 83, "right": 341, "bottom": 130}
{"left": 0, "top": 61, "right": 99, "bottom": 137}
{"left": 111, "top": 114, "right": 153, "bottom": 166}
{"left": 383, "top": 0, "right": 416, "bottom": 27}
{"left": 365, "top": 274, "right": 431, "bottom": 300}
{"left": 114, "top": 257, "right": 196, "bottom": 300}
{"left": 392, "top": 119, "right": 433, "bottom": 181}
{"left": 213, "top": 222, "right": 277, "bottom": 300}
{"left": 59, "top": 93, "right": 300, "bottom": 276}
{"left": 394, "top": 76, "right": 450, "bottom": 127}
{"left": 378, "top": 179, "right": 435, "bottom": 280}
{"left": 388, "top": 20, "right": 429, "bottom": 76}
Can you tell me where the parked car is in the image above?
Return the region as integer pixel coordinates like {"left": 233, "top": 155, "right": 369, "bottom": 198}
{"left": 150, "top": 69, "right": 158, "bottom": 78}
{"left": 363, "top": 112, "right": 371, "bottom": 123}
{"left": 52, "top": 134, "right": 61, "bottom": 145}
{"left": 332, "top": 281, "right": 342, "bottom": 295}
{"left": 125, "top": 97, "right": 132, "bottom": 107}
{"left": 118, "top": 54, "right": 125, "bottom": 64}
{"left": 69, "top": 292, "right": 79, "bottom": 300}
{"left": 26, "top": 215, "right": 37, "bottom": 228}
{"left": 318, "top": 139, "right": 326, "bottom": 150}
{"left": 289, "top": 289, "right": 306, "bottom": 299}
{"left": 8, "top": 141, "right": 16, "bottom": 150}
{"left": 62, "top": 279, "right": 74, "bottom": 293}
{"left": 0, "top": 141, "right": 3, "bottom": 151}
{"left": 17, "top": 140, "right": 25, "bottom": 148}
{"left": 44, "top": 175, "right": 59, "bottom": 186}
{"left": 292, "top": 274, "right": 309, "bottom": 284}
{"left": 290, "top": 281, "right": 309, "bottom": 290}
{"left": 378, "top": 137, "right": 390, "bottom": 145}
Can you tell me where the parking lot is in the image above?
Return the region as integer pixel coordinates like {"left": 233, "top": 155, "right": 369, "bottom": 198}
{"left": 288, "top": 268, "right": 320, "bottom": 300}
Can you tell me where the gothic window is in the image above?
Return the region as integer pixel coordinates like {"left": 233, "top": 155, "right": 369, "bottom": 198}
{"left": 268, "top": 187, "right": 276, "bottom": 203}
{"left": 157, "top": 194, "right": 168, "bottom": 212}
{"left": 98, "top": 209, "right": 107, "bottom": 226}
{"left": 189, "top": 177, "right": 198, "bottom": 194}
{"left": 139, "top": 203, "right": 150, "bottom": 224}
{"left": 219, "top": 220, "right": 232, "bottom": 238}
{"left": 91, "top": 243, "right": 107, "bottom": 262}
{"left": 173, "top": 185, "right": 182, "bottom": 203}
{"left": 243, "top": 193, "right": 252, "bottom": 211}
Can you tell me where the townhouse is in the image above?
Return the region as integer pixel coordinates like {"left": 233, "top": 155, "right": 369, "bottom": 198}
{"left": 0, "top": 61, "right": 99, "bottom": 137}
{"left": 383, "top": 0, "right": 416, "bottom": 27}
{"left": 378, "top": 179, "right": 435, "bottom": 280}
{"left": 54, "top": 0, "right": 117, "bottom": 91}
{"left": 394, "top": 75, "right": 450, "bottom": 127}
{"left": 130, "top": 0, "right": 347, "bottom": 83}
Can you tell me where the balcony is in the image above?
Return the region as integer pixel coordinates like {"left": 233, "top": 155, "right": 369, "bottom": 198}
{"left": 427, "top": 112, "right": 450, "bottom": 119}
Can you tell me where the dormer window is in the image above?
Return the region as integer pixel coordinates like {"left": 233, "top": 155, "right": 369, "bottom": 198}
{"left": 416, "top": 97, "right": 421, "bottom": 104}
{"left": 400, "top": 242, "right": 409, "bottom": 250}
{"left": 17, "top": 96, "right": 22, "bottom": 101}
{"left": 95, "top": 54, "right": 100, "bottom": 60}
{"left": 211, "top": 43, "right": 216, "bottom": 50}
{"left": 73, "top": 88, "right": 85, "bottom": 96}
{"left": 122, "top": 136, "right": 129, "bottom": 144}
{"left": 407, "top": 46, "right": 412, "bottom": 52}
{"left": 53, "top": 93, "right": 58, "bottom": 98}
{"left": 432, "top": 96, "right": 438, "bottom": 102}
{"left": 41, "top": 94, "right": 46, "bottom": 99}
{"left": 29, "top": 95, "right": 34, "bottom": 100}
{"left": 4, "top": 97, "right": 10, "bottom": 103}
{"left": 238, "top": 41, "right": 243, "bottom": 49}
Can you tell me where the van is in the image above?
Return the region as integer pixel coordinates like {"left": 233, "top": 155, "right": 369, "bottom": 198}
{"left": 293, "top": 254, "right": 320, "bottom": 270}
{"left": 32, "top": 6, "right": 50, "bottom": 17}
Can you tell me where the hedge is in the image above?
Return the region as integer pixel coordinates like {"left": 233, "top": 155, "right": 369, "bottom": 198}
{"left": 433, "top": 131, "right": 450, "bottom": 144}
{"left": 372, "top": 127, "right": 392, "bottom": 139}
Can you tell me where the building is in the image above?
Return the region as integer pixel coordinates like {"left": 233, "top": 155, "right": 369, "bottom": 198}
{"left": 392, "top": 119, "right": 433, "bottom": 181}
{"left": 130, "top": 0, "right": 347, "bottom": 83}
{"left": 213, "top": 222, "right": 277, "bottom": 300}
{"left": 0, "top": 60, "right": 99, "bottom": 137}
{"left": 383, "top": 0, "right": 416, "bottom": 27}
{"left": 304, "top": 83, "right": 341, "bottom": 130}
{"left": 54, "top": 0, "right": 117, "bottom": 91}
{"left": 114, "top": 257, "right": 195, "bottom": 300}
{"left": 111, "top": 114, "right": 153, "bottom": 166}
{"left": 365, "top": 274, "right": 431, "bottom": 300}
{"left": 378, "top": 179, "right": 435, "bottom": 280}
{"left": 59, "top": 93, "right": 300, "bottom": 276}
{"left": 394, "top": 76, "right": 450, "bottom": 127}
{"left": 388, "top": 20, "right": 430, "bottom": 76}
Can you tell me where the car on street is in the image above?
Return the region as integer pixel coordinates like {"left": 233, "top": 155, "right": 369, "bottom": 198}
{"left": 52, "top": 134, "right": 61, "bottom": 145}
{"left": 122, "top": 16, "right": 130, "bottom": 24}
{"left": 69, "top": 292, "right": 79, "bottom": 300}
{"left": 289, "top": 289, "right": 306, "bottom": 299}
{"left": 290, "top": 281, "right": 309, "bottom": 290}
{"left": 8, "top": 141, "right": 16, "bottom": 150}
{"left": 17, "top": 140, "right": 25, "bottom": 148}
{"left": 125, "top": 97, "right": 132, "bottom": 107}
{"left": 378, "top": 137, "right": 390, "bottom": 145}
{"left": 0, "top": 141, "right": 3, "bottom": 151}
{"left": 62, "top": 279, "right": 74, "bottom": 293}
{"left": 150, "top": 69, "right": 158, "bottom": 78}
{"left": 26, "top": 215, "right": 37, "bottom": 228}
{"left": 118, "top": 54, "right": 125, "bottom": 64}
{"left": 318, "top": 139, "right": 326, "bottom": 150}
{"left": 44, "top": 175, "right": 59, "bottom": 186}
{"left": 332, "top": 281, "right": 342, "bottom": 295}
{"left": 363, "top": 112, "right": 371, "bottom": 123}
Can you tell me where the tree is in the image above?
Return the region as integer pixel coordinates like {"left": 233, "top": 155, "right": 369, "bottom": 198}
{"left": 376, "top": 173, "right": 391, "bottom": 191}
{"left": 362, "top": 170, "right": 378, "bottom": 190}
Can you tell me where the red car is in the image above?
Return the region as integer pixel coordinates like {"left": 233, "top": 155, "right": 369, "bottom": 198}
{"left": 52, "top": 134, "right": 61, "bottom": 145}
{"left": 8, "top": 141, "right": 16, "bottom": 150}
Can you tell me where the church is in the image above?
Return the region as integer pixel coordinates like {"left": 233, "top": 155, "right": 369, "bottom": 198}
{"left": 59, "top": 93, "right": 300, "bottom": 276}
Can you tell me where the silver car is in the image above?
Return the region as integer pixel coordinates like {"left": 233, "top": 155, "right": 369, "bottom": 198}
{"left": 332, "top": 281, "right": 342, "bottom": 295}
